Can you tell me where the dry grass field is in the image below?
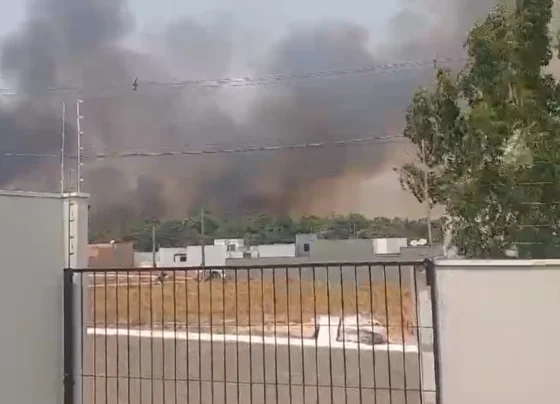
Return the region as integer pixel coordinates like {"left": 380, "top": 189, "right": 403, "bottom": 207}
{"left": 88, "top": 275, "right": 415, "bottom": 341}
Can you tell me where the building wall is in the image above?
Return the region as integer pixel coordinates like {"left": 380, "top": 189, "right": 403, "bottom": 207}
{"left": 310, "top": 239, "right": 374, "bottom": 261}
{"left": 88, "top": 242, "right": 134, "bottom": 268}
{"left": 0, "top": 191, "right": 89, "bottom": 404}
{"left": 257, "top": 243, "right": 296, "bottom": 258}
{"left": 373, "top": 238, "right": 408, "bottom": 255}
{"left": 134, "top": 252, "right": 157, "bottom": 267}
{"left": 158, "top": 248, "right": 187, "bottom": 267}
{"left": 434, "top": 259, "right": 560, "bottom": 404}
{"left": 295, "top": 234, "right": 317, "bottom": 257}
{"left": 186, "top": 245, "right": 227, "bottom": 267}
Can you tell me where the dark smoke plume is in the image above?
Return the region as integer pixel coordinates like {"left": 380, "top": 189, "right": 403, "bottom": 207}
{"left": 0, "top": 0, "right": 500, "bottom": 222}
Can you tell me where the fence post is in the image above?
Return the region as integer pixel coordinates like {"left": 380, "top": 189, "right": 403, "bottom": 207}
{"left": 424, "top": 258, "right": 443, "bottom": 404}
{"left": 63, "top": 268, "right": 75, "bottom": 404}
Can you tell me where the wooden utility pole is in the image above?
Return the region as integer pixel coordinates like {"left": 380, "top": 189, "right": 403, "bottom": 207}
{"left": 422, "top": 139, "right": 433, "bottom": 246}
{"left": 151, "top": 223, "right": 157, "bottom": 267}
{"left": 200, "top": 206, "right": 206, "bottom": 267}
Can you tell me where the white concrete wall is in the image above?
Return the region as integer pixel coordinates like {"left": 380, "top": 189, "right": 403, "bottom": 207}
{"left": 434, "top": 260, "right": 560, "bottom": 404}
{"left": 158, "top": 248, "right": 187, "bottom": 267}
{"left": 186, "top": 245, "right": 227, "bottom": 267}
{"left": 134, "top": 251, "right": 157, "bottom": 267}
{"left": 0, "top": 191, "right": 88, "bottom": 404}
{"left": 257, "top": 243, "right": 296, "bottom": 258}
{"left": 373, "top": 237, "right": 407, "bottom": 254}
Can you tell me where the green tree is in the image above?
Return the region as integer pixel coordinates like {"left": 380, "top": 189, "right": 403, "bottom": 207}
{"left": 398, "top": 1, "right": 560, "bottom": 258}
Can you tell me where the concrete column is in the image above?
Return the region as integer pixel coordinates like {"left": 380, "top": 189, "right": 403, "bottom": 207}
{"left": 63, "top": 192, "right": 89, "bottom": 404}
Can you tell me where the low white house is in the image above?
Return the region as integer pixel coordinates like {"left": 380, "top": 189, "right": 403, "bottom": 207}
{"left": 186, "top": 245, "right": 227, "bottom": 267}
{"left": 137, "top": 239, "right": 297, "bottom": 268}
{"left": 158, "top": 247, "right": 188, "bottom": 266}
{"left": 256, "top": 244, "right": 296, "bottom": 258}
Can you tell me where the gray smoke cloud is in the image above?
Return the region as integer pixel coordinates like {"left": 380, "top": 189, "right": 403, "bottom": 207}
{"left": 0, "top": 0, "right": 499, "bottom": 223}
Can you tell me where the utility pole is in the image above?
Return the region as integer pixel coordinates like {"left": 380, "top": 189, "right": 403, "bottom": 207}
{"left": 420, "top": 55, "right": 438, "bottom": 246}
{"left": 152, "top": 223, "right": 157, "bottom": 268}
{"left": 200, "top": 205, "right": 206, "bottom": 267}
{"left": 422, "top": 139, "right": 433, "bottom": 246}
{"left": 76, "top": 99, "right": 84, "bottom": 193}
{"left": 60, "top": 101, "right": 66, "bottom": 195}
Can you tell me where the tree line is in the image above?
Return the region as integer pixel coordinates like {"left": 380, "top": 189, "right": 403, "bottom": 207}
{"left": 89, "top": 213, "right": 445, "bottom": 252}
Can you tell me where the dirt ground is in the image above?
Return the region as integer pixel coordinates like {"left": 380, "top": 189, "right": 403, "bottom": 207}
{"left": 88, "top": 275, "right": 416, "bottom": 341}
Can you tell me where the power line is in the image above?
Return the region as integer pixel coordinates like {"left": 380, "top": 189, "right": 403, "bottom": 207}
{"left": 0, "top": 134, "right": 409, "bottom": 159}
{"left": 140, "top": 58, "right": 468, "bottom": 89}
{"left": 0, "top": 57, "right": 468, "bottom": 97}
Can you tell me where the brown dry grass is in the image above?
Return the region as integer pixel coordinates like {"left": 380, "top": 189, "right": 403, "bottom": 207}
{"left": 89, "top": 277, "right": 415, "bottom": 339}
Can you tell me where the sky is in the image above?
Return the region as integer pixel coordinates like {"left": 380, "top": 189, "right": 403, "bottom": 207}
{"left": 0, "top": 0, "right": 398, "bottom": 44}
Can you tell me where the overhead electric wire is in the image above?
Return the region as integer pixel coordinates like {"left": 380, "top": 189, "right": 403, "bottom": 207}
{"left": 0, "top": 57, "right": 468, "bottom": 97}
{"left": 0, "top": 134, "right": 409, "bottom": 160}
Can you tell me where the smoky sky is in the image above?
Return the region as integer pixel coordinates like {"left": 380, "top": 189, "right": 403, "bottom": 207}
{"left": 0, "top": 0, "right": 501, "bottom": 222}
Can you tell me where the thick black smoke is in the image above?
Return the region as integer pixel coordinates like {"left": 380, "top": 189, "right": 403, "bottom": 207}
{"left": 0, "top": 0, "right": 499, "bottom": 222}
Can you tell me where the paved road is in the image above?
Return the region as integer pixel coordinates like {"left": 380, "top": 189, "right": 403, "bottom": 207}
{"left": 81, "top": 334, "right": 424, "bottom": 404}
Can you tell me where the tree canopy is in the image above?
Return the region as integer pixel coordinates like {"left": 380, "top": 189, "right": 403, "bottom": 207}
{"left": 398, "top": 1, "right": 560, "bottom": 258}
{"left": 89, "top": 213, "right": 444, "bottom": 252}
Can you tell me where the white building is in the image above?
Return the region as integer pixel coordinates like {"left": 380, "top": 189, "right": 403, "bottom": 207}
{"left": 155, "top": 245, "right": 228, "bottom": 267}
{"left": 150, "top": 239, "right": 297, "bottom": 267}
{"left": 157, "top": 247, "right": 188, "bottom": 266}
{"left": 372, "top": 238, "right": 408, "bottom": 255}
{"left": 256, "top": 244, "right": 296, "bottom": 258}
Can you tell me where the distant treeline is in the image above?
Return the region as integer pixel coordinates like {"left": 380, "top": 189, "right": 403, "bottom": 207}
{"left": 89, "top": 212, "right": 445, "bottom": 252}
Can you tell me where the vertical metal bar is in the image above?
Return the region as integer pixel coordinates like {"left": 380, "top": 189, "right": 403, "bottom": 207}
{"left": 382, "top": 265, "right": 394, "bottom": 403}
{"left": 150, "top": 268, "right": 155, "bottom": 404}
{"left": 210, "top": 271, "right": 215, "bottom": 404}
{"left": 222, "top": 269, "right": 228, "bottom": 404}
{"left": 76, "top": 99, "right": 83, "bottom": 193}
{"left": 63, "top": 269, "right": 75, "bottom": 404}
{"left": 260, "top": 268, "right": 267, "bottom": 404}
{"left": 138, "top": 270, "right": 143, "bottom": 404}
{"left": 272, "top": 268, "right": 280, "bottom": 403}
{"left": 325, "top": 266, "right": 334, "bottom": 404}
{"left": 298, "top": 265, "right": 307, "bottom": 404}
{"left": 285, "top": 267, "right": 293, "bottom": 404}
{"left": 247, "top": 268, "right": 254, "bottom": 404}
{"left": 104, "top": 272, "right": 108, "bottom": 404}
{"left": 93, "top": 272, "right": 97, "bottom": 404}
{"left": 367, "top": 265, "right": 378, "bottom": 402}
{"left": 412, "top": 265, "right": 425, "bottom": 404}
{"left": 185, "top": 269, "right": 190, "bottom": 403}
{"left": 353, "top": 265, "right": 363, "bottom": 403}
{"left": 115, "top": 271, "right": 120, "bottom": 403}
{"left": 235, "top": 269, "right": 240, "bottom": 404}
{"left": 173, "top": 270, "right": 178, "bottom": 404}
{"left": 339, "top": 265, "right": 348, "bottom": 404}
{"left": 197, "top": 267, "right": 202, "bottom": 402}
{"left": 425, "top": 259, "right": 443, "bottom": 404}
{"left": 60, "top": 100, "right": 66, "bottom": 195}
{"left": 398, "top": 265, "right": 410, "bottom": 404}
{"left": 126, "top": 270, "right": 131, "bottom": 404}
{"left": 311, "top": 266, "right": 319, "bottom": 402}
{"left": 80, "top": 272, "right": 85, "bottom": 404}
{"left": 161, "top": 268, "right": 166, "bottom": 404}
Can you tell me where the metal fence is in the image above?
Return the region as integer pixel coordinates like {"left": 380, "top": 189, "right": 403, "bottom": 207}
{"left": 64, "top": 261, "right": 439, "bottom": 404}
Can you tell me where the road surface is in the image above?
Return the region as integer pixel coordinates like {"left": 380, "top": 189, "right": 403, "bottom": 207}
{"left": 80, "top": 334, "right": 426, "bottom": 404}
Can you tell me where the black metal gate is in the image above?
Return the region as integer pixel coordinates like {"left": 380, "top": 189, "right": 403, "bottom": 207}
{"left": 64, "top": 261, "right": 440, "bottom": 404}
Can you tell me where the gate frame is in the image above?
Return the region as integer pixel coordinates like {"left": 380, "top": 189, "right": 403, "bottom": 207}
{"left": 424, "top": 258, "right": 443, "bottom": 404}
{"left": 63, "top": 268, "right": 75, "bottom": 404}
{"left": 63, "top": 260, "right": 442, "bottom": 404}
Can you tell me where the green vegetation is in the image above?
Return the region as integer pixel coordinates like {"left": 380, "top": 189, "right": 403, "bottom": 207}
{"left": 89, "top": 213, "right": 445, "bottom": 252}
{"left": 398, "top": 1, "right": 560, "bottom": 258}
